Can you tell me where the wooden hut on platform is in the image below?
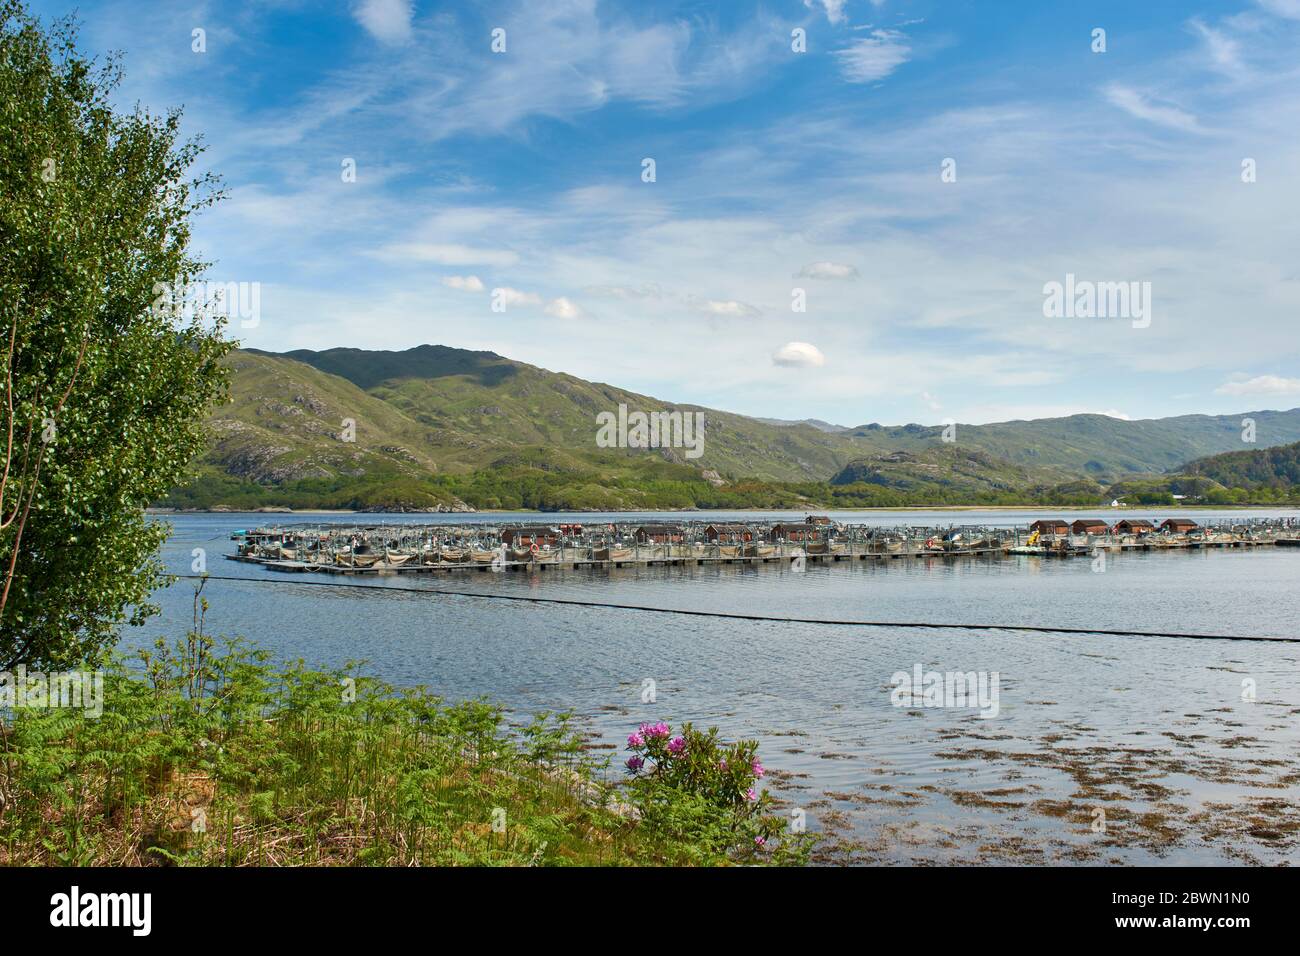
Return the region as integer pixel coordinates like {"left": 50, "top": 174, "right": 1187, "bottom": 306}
{"left": 704, "top": 523, "right": 753, "bottom": 543}
{"left": 1113, "top": 519, "right": 1156, "bottom": 535}
{"left": 636, "top": 524, "right": 684, "bottom": 544}
{"left": 769, "top": 522, "right": 816, "bottom": 542}
{"left": 1071, "top": 519, "right": 1109, "bottom": 534}
{"left": 1030, "top": 519, "right": 1070, "bottom": 536}
{"left": 500, "top": 526, "right": 559, "bottom": 547}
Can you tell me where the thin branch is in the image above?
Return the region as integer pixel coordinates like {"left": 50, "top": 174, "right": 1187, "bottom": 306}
{"left": 0, "top": 313, "right": 17, "bottom": 514}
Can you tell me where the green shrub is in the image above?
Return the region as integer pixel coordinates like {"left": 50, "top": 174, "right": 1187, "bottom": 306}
{"left": 622, "top": 721, "right": 814, "bottom": 865}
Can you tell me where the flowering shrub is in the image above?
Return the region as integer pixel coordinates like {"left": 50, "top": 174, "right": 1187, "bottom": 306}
{"left": 621, "top": 721, "right": 811, "bottom": 864}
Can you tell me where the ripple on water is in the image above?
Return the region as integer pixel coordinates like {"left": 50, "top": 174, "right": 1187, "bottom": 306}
{"left": 142, "top": 511, "right": 1300, "bottom": 865}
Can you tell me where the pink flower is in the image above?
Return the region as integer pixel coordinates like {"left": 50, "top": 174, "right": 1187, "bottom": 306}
{"left": 752, "top": 759, "right": 765, "bottom": 778}
{"left": 746, "top": 788, "right": 757, "bottom": 802}
{"left": 627, "top": 732, "right": 644, "bottom": 748}
{"left": 625, "top": 755, "right": 644, "bottom": 772}
{"left": 754, "top": 836, "right": 766, "bottom": 847}
{"left": 719, "top": 759, "right": 728, "bottom": 771}
{"left": 641, "top": 721, "right": 670, "bottom": 738}
{"left": 667, "top": 736, "right": 685, "bottom": 754}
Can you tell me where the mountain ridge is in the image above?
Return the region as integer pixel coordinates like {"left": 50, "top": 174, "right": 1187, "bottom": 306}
{"left": 161, "top": 345, "right": 1300, "bottom": 510}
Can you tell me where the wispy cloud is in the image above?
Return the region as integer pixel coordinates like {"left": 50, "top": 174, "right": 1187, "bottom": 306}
{"left": 834, "top": 30, "right": 911, "bottom": 83}
{"left": 691, "top": 298, "right": 761, "bottom": 319}
{"left": 797, "top": 261, "right": 859, "bottom": 280}
{"left": 442, "top": 275, "right": 485, "bottom": 292}
{"left": 1257, "top": 0, "right": 1300, "bottom": 19}
{"left": 1189, "top": 18, "right": 1245, "bottom": 78}
{"left": 1216, "top": 374, "right": 1300, "bottom": 396}
{"left": 803, "top": 0, "right": 848, "bottom": 26}
{"left": 1103, "top": 84, "right": 1204, "bottom": 132}
{"left": 374, "top": 243, "right": 519, "bottom": 267}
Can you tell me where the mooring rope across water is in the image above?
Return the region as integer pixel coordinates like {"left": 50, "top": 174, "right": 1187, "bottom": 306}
{"left": 175, "top": 574, "right": 1300, "bottom": 643}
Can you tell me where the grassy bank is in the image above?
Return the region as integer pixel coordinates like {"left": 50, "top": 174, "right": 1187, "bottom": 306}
{"left": 0, "top": 588, "right": 808, "bottom": 866}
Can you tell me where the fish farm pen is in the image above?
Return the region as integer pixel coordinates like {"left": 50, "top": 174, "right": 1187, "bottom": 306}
{"left": 226, "top": 517, "right": 1300, "bottom": 575}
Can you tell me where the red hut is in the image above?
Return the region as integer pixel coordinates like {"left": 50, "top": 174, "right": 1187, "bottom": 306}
{"left": 704, "top": 523, "right": 753, "bottom": 543}
{"left": 1113, "top": 519, "right": 1156, "bottom": 535}
{"left": 1029, "top": 519, "right": 1069, "bottom": 536}
{"left": 500, "top": 526, "right": 559, "bottom": 548}
{"left": 1071, "top": 519, "right": 1109, "bottom": 535}
{"left": 636, "top": 524, "right": 684, "bottom": 544}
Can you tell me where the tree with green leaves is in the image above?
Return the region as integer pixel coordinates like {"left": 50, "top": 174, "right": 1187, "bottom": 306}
{"left": 0, "top": 1, "right": 232, "bottom": 669}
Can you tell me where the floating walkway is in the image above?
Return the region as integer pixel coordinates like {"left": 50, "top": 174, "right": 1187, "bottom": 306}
{"left": 227, "top": 517, "right": 1300, "bottom": 576}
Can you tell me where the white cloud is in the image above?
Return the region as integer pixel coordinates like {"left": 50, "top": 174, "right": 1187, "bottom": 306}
{"left": 804, "top": 0, "right": 849, "bottom": 25}
{"left": 584, "top": 283, "right": 662, "bottom": 300}
{"left": 545, "top": 296, "right": 582, "bottom": 319}
{"left": 374, "top": 243, "right": 518, "bottom": 266}
{"left": 1215, "top": 374, "right": 1300, "bottom": 396}
{"left": 834, "top": 30, "right": 911, "bottom": 83}
{"left": 773, "top": 342, "right": 826, "bottom": 368}
{"left": 441, "top": 275, "right": 485, "bottom": 292}
{"left": 797, "top": 261, "right": 859, "bottom": 280}
{"left": 1189, "top": 19, "right": 1245, "bottom": 78}
{"left": 353, "top": 0, "right": 413, "bottom": 45}
{"left": 692, "top": 298, "right": 761, "bottom": 318}
{"left": 1103, "top": 84, "right": 1203, "bottom": 133}
{"left": 1257, "top": 0, "right": 1300, "bottom": 19}
{"left": 492, "top": 287, "right": 543, "bottom": 308}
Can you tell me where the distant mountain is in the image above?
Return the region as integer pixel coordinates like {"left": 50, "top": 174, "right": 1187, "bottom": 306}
{"left": 846, "top": 410, "right": 1300, "bottom": 478}
{"left": 161, "top": 345, "right": 1300, "bottom": 510}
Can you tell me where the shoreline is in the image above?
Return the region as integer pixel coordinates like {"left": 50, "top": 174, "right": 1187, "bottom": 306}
{"left": 147, "top": 503, "right": 1299, "bottom": 516}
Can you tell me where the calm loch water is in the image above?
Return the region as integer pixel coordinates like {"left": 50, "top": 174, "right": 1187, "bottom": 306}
{"left": 142, "top": 509, "right": 1300, "bottom": 865}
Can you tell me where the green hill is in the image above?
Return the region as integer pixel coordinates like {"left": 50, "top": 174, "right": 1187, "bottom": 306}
{"left": 255, "top": 345, "right": 873, "bottom": 483}
{"left": 1181, "top": 441, "right": 1300, "bottom": 490}
{"left": 831, "top": 448, "right": 1046, "bottom": 492}
{"left": 157, "top": 345, "right": 1300, "bottom": 511}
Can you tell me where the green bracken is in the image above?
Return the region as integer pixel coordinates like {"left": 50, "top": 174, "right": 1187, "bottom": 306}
{"left": 0, "top": 584, "right": 813, "bottom": 866}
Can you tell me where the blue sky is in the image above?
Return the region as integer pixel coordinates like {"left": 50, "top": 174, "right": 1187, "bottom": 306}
{"left": 28, "top": 0, "right": 1300, "bottom": 426}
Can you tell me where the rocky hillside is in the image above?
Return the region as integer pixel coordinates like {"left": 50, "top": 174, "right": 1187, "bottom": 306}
{"left": 160, "top": 345, "right": 1300, "bottom": 510}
